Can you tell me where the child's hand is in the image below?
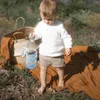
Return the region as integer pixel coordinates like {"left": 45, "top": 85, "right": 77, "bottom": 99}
{"left": 29, "top": 33, "right": 35, "bottom": 42}
{"left": 65, "top": 48, "right": 71, "bottom": 56}
{"left": 29, "top": 33, "right": 35, "bottom": 38}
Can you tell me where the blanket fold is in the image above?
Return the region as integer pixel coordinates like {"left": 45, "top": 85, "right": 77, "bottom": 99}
{"left": 0, "top": 37, "right": 14, "bottom": 61}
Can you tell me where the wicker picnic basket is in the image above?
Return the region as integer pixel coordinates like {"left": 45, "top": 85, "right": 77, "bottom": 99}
{"left": 5, "top": 17, "right": 40, "bottom": 65}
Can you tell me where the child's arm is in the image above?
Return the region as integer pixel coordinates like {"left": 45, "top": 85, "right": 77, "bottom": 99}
{"left": 29, "top": 24, "right": 42, "bottom": 42}
{"left": 29, "top": 21, "right": 42, "bottom": 42}
{"left": 60, "top": 24, "right": 72, "bottom": 56}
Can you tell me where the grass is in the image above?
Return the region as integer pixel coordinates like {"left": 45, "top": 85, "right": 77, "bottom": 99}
{"left": 0, "top": 63, "right": 93, "bottom": 100}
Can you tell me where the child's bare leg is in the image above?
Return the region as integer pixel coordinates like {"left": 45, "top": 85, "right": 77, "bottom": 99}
{"left": 38, "top": 66, "right": 48, "bottom": 94}
{"left": 56, "top": 67, "right": 64, "bottom": 87}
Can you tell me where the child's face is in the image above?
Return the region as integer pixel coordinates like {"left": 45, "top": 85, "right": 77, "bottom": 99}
{"left": 40, "top": 13, "right": 55, "bottom": 25}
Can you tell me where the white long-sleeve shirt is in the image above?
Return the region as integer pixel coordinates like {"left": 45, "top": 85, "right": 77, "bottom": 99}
{"left": 34, "top": 20, "right": 72, "bottom": 57}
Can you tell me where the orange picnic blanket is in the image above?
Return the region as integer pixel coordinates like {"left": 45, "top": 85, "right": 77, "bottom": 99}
{"left": 0, "top": 37, "right": 14, "bottom": 61}
{"left": 0, "top": 37, "right": 100, "bottom": 100}
{"left": 30, "top": 46, "right": 100, "bottom": 100}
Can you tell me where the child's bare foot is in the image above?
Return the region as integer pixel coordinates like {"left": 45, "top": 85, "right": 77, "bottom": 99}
{"left": 38, "top": 85, "right": 46, "bottom": 94}
{"left": 58, "top": 80, "right": 64, "bottom": 87}
{"left": 55, "top": 86, "right": 65, "bottom": 92}
{"left": 55, "top": 80, "right": 64, "bottom": 92}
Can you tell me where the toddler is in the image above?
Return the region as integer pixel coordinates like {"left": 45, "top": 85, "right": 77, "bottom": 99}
{"left": 30, "top": 0, "right": 72, "bottom": 94}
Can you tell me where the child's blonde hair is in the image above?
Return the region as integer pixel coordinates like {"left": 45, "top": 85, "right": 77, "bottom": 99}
{"left": 39, "top": 0, "right": 58, "bottom": 19}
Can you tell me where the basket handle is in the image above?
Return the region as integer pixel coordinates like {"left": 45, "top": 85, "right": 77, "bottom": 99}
{"left": 15, "top": 17, "right": 25, "bottom": 30}
{"left": 13, "top": 32, "right": 24, "bottom": 42}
